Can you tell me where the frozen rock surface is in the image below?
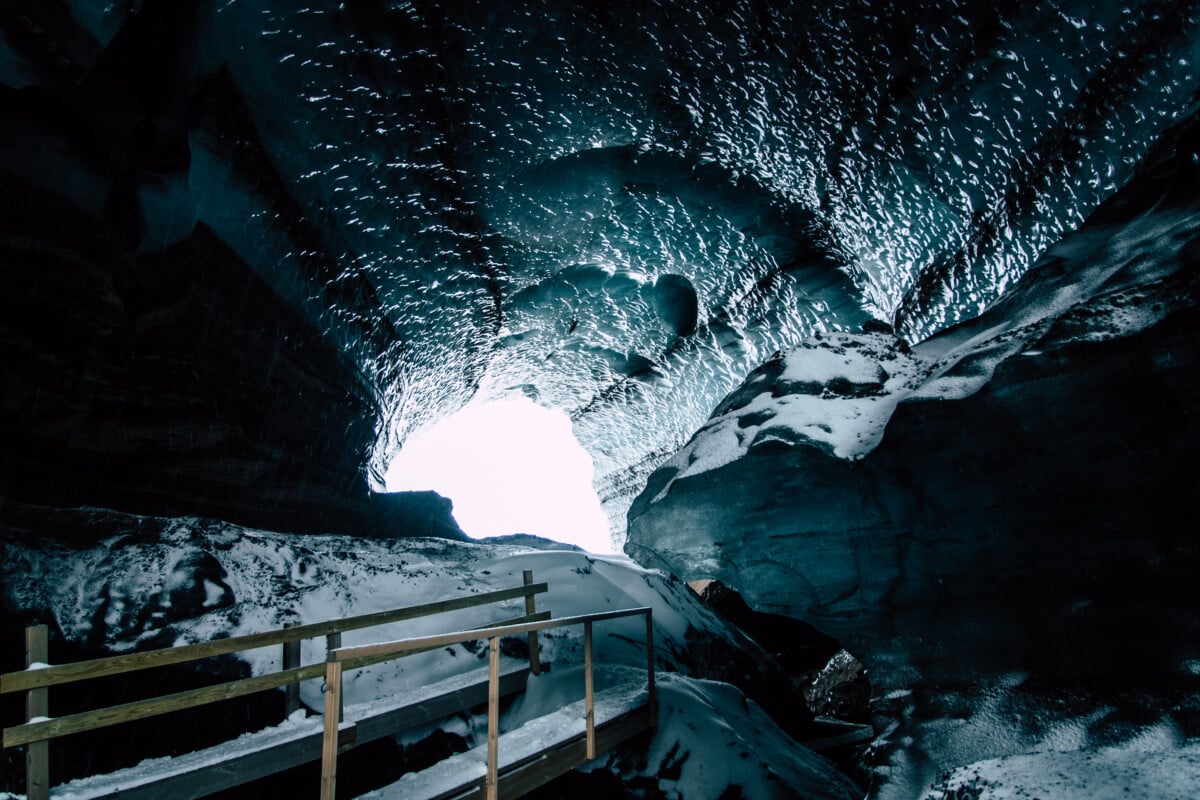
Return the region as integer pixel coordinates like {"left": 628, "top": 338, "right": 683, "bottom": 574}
{"left": 626, "top": 98, "right": 1200, "bottom": 797}
{"left": 0, "top": 172, "right": 462, "bottom": 541}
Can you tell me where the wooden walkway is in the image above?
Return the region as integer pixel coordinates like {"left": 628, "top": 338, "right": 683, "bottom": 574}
{"left": 0, "top": 572, "right": 658, "bottom": 800}
{"left": 363, "top": 686, "right": 652, "bottom": 800}
{"left": 320, "top": 608, "right": 657, "bottom": 800}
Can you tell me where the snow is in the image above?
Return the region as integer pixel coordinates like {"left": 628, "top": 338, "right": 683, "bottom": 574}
{"left": 362, "top": 670, "right": 650, "bottom": 800}
{"left": 0, "top": 517, "right": 856, "bottom": 799}
{"left": 368, "top": 664, "right": 864, "bottom": 800}
{"left": 651, "top": 332, "right": 930, "bottom": 498}
{"left": 45, "top": 709, "right": 325, "bottom": 800}
{"left": 923, "top": 742, "right": 1200, "bottom": 800}
{"left": 580, "top": 673, "right": 863, "bottom": 800}
{"left": 864, "top": 670, "right": 1200, "bottom": 800}
{"left": 38, "top": 663, "right": 535, "bottom": 800}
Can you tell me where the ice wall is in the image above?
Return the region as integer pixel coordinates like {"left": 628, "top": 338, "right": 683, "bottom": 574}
{"left": 6, "top": 1, "right": 1196, "bottom": 542}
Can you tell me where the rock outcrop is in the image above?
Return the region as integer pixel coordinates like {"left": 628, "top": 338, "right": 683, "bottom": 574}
{"left": 625, "top": 105, "right": 1200, "bottom": 795}
{"left": 0, "top": 170, "right": 462, "bottom": 541}
{"left": 626, "top": 105, "right": 1200, "bottom": 678}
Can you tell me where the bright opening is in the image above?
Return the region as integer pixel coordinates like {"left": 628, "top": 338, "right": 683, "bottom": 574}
{"left": 384, "top": 397, "right": 614, "bottom": 553}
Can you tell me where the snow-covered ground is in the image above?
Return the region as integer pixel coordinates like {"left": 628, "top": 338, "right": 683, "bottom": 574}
{"left": 862, "top": 670, "right": 1200, "bottom": 800}
{"left": 648, "top": 331, "right": 929, "bottom": 501}
{"left": 579, "top": 672, "right": 861, "bottom": 800}
{"left": 923, "top": 741, "right": 1200, "bottom": 800}
{"left": 8, "top": 514, "right": 1196, "bottom": 799}
{"left": 0, "top": 515, "right": 859, "bottom": 799}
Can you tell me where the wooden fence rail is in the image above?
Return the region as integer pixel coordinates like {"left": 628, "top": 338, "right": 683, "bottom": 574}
{"left": 2, "top": 572, "right": 548, "bottom": 800}
{"left": 319, "top": 606, "right": 656, "bottom": 800}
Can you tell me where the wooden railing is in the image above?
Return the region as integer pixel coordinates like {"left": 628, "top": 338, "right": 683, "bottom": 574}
{"left": 319, "top": 606, "right": 657, "bottom": 800}
{"left": 2, "top": 572, "right": 548, "bottom": 800}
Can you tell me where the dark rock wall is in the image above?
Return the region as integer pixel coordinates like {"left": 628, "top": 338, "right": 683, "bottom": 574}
{"left": 630, "top": 307, "right": 1200, "bottom": 678}
{"left": 0, "top": 2, "right": 462, "bottom": 542}
{"left": 0, "top": 170, "right": 461, "bottom": 541}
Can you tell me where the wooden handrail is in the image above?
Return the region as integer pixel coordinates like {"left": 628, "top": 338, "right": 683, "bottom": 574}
{"left": 1, "top": 610, "right": 551, "bottom": 749}
{"left": 1, "top": 582, "right": 548, "bottom": 694}
{"left": 326, "top": 607, "right": 652, "bottom": 663}
{"left": 5, "top": 663, "right": 326, "bottom": 748}
{"left": 3, "top": 575, "right": 549, "bottom": 800}
{"left": 318, "top": 606, "right": 656, "bottom": 800}
{"left": 584, "top": 620, "right": 595, "bottom": 759}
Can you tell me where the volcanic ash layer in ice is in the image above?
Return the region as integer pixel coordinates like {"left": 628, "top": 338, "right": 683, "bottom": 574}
{"left": 0, "top": 512, "right": 859, "bottom": 800}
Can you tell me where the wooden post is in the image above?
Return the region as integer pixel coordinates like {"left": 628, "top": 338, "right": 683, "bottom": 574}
{"left": 645, "top": 610, "right": 656, "bottom": 728}
{"left": 522, "top": 570, "right": 541, "bottom": 675}
{"left": 26, "top": 624, "right": 49, "bottom": 800}
{"left": 282, "top": 623, "right": 301, "bottom": 718}
{"left": 583, "top": 620, "right": 595, "bottom": 759}
{"left": 325, "top": 632, "right": 343, "bottom": 722}
{"left": 318, "top": 660, "right": 342, "bottom": 800}
{"left": 486, "top": 637, "right": 500, "bottom": 800}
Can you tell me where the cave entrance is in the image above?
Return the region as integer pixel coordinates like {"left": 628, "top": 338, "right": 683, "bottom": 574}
{"left": 384, "top": 396, "right": 614, "bottom": 552}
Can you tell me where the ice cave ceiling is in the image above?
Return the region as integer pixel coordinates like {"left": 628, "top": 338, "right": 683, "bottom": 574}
{"left": 3, "top": 6, "right": 1200, "bottom": 795}
{"left": 1, "top": 0, "right": 1199, "bottom": 541}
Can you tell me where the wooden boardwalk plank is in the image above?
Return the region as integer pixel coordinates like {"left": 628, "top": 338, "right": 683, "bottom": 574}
{"left": 360, "top": 683, "right": 651, "bottom": 800}
{"left": 483, "top": 709, "right": 653, "bottom": 800}
{"left": 45, "top": 665, "right": 531, "bottom": 800}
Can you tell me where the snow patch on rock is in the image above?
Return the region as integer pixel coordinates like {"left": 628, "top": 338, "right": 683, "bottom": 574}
{"left": 651, "top": 332, "right": 929, "bottom": 501}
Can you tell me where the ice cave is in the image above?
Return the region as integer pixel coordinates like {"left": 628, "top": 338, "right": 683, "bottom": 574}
{"left": 1, "top": 1, "right": 1199, "bottom": 799}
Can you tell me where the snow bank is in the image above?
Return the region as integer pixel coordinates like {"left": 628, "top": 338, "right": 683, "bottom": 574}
{"left": 580, "top": 672, "right": 862, "bottom": 800}
{"left": 923, "top": 741, "right": 1200, "bottom": 800}
{"left": 0, "top": 515, "right": 858, "bottom": 799}
{"left": 649, "top": 331, "right": 929, "bottom": 499}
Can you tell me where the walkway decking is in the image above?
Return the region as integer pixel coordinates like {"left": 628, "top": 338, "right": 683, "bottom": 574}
{"left": 2, "top": 574, "right": 658, "bottom": 800}
{"left": 364, "top": 684, "right": 652, "bottom": 800}
{"left": 318, "top": 608, "right": 657, "bottom": 800}
{"left": 37, "top": 664, "right": 532, "bottom": 800}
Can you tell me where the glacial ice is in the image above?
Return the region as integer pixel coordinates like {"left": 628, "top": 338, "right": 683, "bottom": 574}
{"left": 626, "top": 92, "right": 1200, "bottom": 799}
{"left": 22, "top": 0, "right": 1197, "bottom": 536}
{"left": 3, "top": 2, "right": 1200, "bottom": 798}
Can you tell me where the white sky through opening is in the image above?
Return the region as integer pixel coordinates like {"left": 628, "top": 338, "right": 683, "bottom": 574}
{"left": 384, "top": 397, "right": 614, "bottom": 553}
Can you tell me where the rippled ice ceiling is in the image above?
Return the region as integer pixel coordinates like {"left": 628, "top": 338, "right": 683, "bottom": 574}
{"left": 66, "top": 1, "right": 1200, "bottom": 535}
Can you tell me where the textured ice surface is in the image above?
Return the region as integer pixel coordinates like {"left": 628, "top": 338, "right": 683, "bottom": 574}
{"left": 625, "top": 98, "right": 1200, "bottom": 799}
{"left": 639, "top": 99, "right": 1200, "bottom": 501}
{"left": 19, "top": 0, "right": 1197, "bottom": 539}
